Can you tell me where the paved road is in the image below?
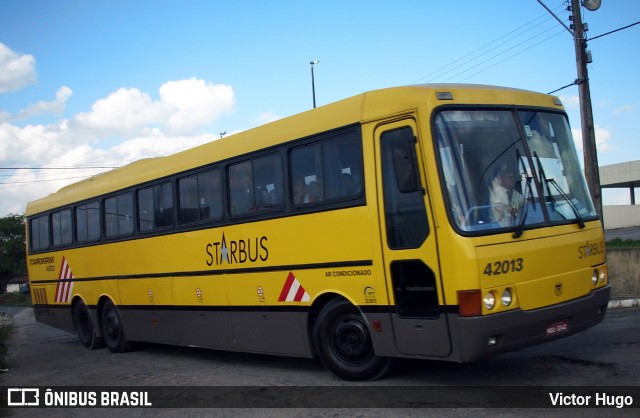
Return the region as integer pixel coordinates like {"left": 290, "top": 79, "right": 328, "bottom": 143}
{"left": 1, "top": 306, "right": 639, "bottom": 417}
{"left": 606, "top": 226, "right": 640, "bottom": 241}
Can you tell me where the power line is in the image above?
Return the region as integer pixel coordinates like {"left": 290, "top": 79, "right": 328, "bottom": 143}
{"left": 547, "top": 79, "right": 580, "bottom": 94}
{"left": 0, "top": 175, "right": 97, "bottom": 190}
{"left": 0, "top": 166, "right": 115, "bottom": 189}
{"left": 589, "top": 21, "right": 640, "bottom": 41}
{"left": 450, "top": 27, "right": 566, "bottom": 83}
{"left": 0, "top": 166, "right": 118, "bottom": 170}
{"left": 0, "top": 175, "right": 92, "bottom": 186}
{"left": 412, "top": 1, "right": 568, "bottom": 84}
{"left": 546, "top": 20, "right": 640, "bottom": 95}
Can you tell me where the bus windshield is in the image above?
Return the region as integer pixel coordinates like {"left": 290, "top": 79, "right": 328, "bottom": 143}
{"left": 435, "top": 108, "right": 597, "bottom": 235}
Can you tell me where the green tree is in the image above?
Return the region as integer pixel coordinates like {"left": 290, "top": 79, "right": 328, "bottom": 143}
{"left": 0, "top": 214, "right": 26, "bottom": 292}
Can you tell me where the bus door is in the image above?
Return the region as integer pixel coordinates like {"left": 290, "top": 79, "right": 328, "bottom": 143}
{"left": 375, "top": 120, "right": 451, "bottom": 357}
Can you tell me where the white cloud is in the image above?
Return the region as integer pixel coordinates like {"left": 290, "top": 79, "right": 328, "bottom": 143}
{"left": 0, "top": 43, "right": 37, "bottom": 93}
{"left": 72, "top": 87, "right": 171, "bottom": 137}
{"left": 0, "top": 77, "right": 236, "bottom": 216}
{"left": 256, "top": 111, "right": 282, "bottom": 125}
{"left": 612, "top": 104, "right": 635, "bottom": 115}
{"left": 71, "top": 78, "right": 235, "bottom": 138}
{"left": 5, "top": 86, "right": 73, "bottom": 122}
{"left": 0, "top": 128, "right": 217, "bottom": 216}
{"left": 571, "top": 124, "right": 612, "bottom": 155}
{"left": 159, "top": 78, "right": 235, "bottom": 133}
{"left": 0, "top": 121, "right": 70, "bottom": 165}
{"left": 559, "top": 95, "right": 580, "bottom": 108}
{"left": 595, "top": 125, "right": 612, "bottom": 152}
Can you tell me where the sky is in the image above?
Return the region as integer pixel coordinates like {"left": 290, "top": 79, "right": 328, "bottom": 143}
{"left": 1, "top": 0, "right": 639, "bottom": 217}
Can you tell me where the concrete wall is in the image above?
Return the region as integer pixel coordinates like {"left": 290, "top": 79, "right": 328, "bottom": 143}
{"left": 603, "top": 205, "right": 640, "bottom": 230}
{"left": 607, "top": 248, "right": 640, "bottom": 298}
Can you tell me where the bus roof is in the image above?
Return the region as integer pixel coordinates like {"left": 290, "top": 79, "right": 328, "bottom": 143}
{"left": 25, "top": 84, "right": 562, "bottom": 216}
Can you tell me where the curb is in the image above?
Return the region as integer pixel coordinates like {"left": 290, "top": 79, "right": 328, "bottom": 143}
{"left": 608, "top": 298, "right": 640, "bottom": 309}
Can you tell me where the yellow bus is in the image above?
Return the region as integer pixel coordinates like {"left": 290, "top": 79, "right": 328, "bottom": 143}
{"left": 25, "top": 84, "right": 610, "bottom": 380}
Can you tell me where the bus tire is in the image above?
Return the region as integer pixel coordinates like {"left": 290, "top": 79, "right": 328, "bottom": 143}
{"left": 313, "top": 298, "right": 393, "bottom": 381}
{"left": 100, "top": 300, "right": 133, "bottom": 353}
{"left": 72, "top": 300, "right": 104, "bottom": 350}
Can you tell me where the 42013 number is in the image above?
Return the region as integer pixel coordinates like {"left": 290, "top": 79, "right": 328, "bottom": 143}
{"left": 483, "top": 258, "right": 524, "bottom": 276}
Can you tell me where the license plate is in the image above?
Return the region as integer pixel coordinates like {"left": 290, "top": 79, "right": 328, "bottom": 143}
{"left": 545, "top": 320, "right": 569, "bottom": 338}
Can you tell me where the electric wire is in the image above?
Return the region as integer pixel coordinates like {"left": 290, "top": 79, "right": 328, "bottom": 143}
{"left": 546, "top": 20, "right": 640, "bottom": 94}
{"left": 589, "top": 21, "right": 640, "bottom": 42}
{"left": 412, "top": 1, "right": 568, "bottom": 84}
{"left": 449, "top": 27, "right": 567, "bottom": 83}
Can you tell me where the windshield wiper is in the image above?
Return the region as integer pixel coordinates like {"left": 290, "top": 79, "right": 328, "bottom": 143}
{"left": 533, "top": 152, "right": 585, "bottom": 229}
{"left": 513, "top": 174, "right": 533, "bottom": 239}
{"left": 547, "top": 178, "right": 585, "bottom": 229}
{"left": 533, "top": 152, "right": 556, "bottom": 210}
{"left": 512, "top": 149, "right": 535, "bottom": 239}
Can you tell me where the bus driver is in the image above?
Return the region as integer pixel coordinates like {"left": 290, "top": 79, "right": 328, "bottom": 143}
{"left": 490, "top": 166, "right": 524, "bottom": 227}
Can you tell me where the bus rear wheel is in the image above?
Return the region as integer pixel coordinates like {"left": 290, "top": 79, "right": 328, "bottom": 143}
{"left": 100, "top": 300, "right": 133, "bottom": 353}
{"left": 313, "top": 298, "right": 393, "bottom": 381}
{"left": 72, "top": 300, "right": 104, "bottom": 349}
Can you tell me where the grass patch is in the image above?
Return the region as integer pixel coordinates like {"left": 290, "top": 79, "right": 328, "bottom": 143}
{"left": 0, "top": 292, "right": 32, "bottom": 307}
{"left": 0, "top": 323, "right": 14, "bottom": 370}
{"left": 606, "top": 238, "right": 640, "bottom": 248}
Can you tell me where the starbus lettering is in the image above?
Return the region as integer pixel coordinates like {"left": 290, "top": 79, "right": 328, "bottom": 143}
{"left": 205, "top": 232, "right": 268, "bottom": 266}
{"left": 578, "top": 240, "right": 604, "bottom": 259}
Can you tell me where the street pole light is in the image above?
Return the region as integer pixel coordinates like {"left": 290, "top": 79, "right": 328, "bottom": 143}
{"left": 310, "top": 60, "right": 319, "bottom": 108}
{"left": 537, "top": 0, "right": 603, "bottom": 219}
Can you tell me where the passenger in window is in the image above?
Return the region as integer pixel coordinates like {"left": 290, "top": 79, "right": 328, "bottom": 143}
{"left": 231, "top": 172, "right": 253, "bottom": 214}
{"left": 490, "top": 167, "right": 524, "bottom": 227}
{"left": 293, "top": 179, "right": 309, "bottom": 204}
{"left": 341, "top": 173, "right": 355, "bottom": 196}
{"left": 307, "top": 181, "right": 322, "bottom": 202}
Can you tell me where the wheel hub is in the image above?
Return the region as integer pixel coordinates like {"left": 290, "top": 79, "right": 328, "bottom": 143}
{"left": 333, "top": 317, "right": 370, "bottom": 361}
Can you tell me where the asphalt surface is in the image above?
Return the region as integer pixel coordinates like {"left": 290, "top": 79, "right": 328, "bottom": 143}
{"left": 605, "top": 226, "right": 640, "bottom": 241}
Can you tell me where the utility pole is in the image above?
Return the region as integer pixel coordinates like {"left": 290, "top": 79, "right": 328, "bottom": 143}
{"left": 571, "top": 0, "right": 602, "bottom": 219}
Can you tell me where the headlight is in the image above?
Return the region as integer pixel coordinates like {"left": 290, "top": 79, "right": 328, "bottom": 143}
{"left": 483, "top": 291, "right": 496, "bottom": 310}
{"left": 599, "top": 268, "right": 607, "bottom": 284}
{"left": 501, "top": 288, "right": 513, "bottom": 307}
{"left": 592, "top": 270, "right": 598, "bottom": 286}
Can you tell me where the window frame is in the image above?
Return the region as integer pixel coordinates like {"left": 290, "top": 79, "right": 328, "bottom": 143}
{"left": 137, "top": 181, "right": 175, "bottom": 232}
{"left": 104, "top": 192, "right": 134, "bottom": 238}
{"left": 75, "top": 200, "right": 102, "bottom": 243}
{"left": 51, "top": 208, "right": 73, "bottom": 247}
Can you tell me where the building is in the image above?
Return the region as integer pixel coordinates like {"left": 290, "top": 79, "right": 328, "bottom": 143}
{"left": 6, "top": 276, "right": 29, "bottom": 293}
{"left": 600, "top": 160, "right": 640, "bottom": 238}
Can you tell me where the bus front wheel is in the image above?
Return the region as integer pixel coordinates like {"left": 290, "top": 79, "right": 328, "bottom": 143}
{"left": 313, "top": 298, "right": 393, "bottom": 381}
{"left": 100, "top": 300, "right": 133, "bottom": 353}
{"left": 72, "top": 300, "right": 104, "bottom": 350}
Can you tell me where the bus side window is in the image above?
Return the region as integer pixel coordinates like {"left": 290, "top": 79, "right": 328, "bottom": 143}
{"left": 105, "top": 193, "right": 134, "bottom": 237}
{"left": 253, "top": 153, "right": 283, "bottom": 209}
{"left": 229, "top": 161, "right": 254, "bottom": 216}
{"left": 323, "top": 135, "right": 363, "bottom": 200}
{"left": 230, "top": 154, "right": 283, "bottom": 216}
{"left": 289, "top": 132, "right": 363, "bottom": 206}
{"left": 290, "top": 143, "right": 323, "bottom": 205}
{"left": 29, "top": 215, "right": 50, "bottom": 251}
{"left": 52, "top": 209, "right": 72, "bottom": 247}
{"left": 179, "top": 169, "right": 224, "bottom": 223}
{"left": 76, "top": 201, "right": 101, "bottom": 242}
{"left": 198, "top": 170, "right": 223, "bottom": 220}
{"left": 138, "top": 182, "right": 174, "bottom": 231}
